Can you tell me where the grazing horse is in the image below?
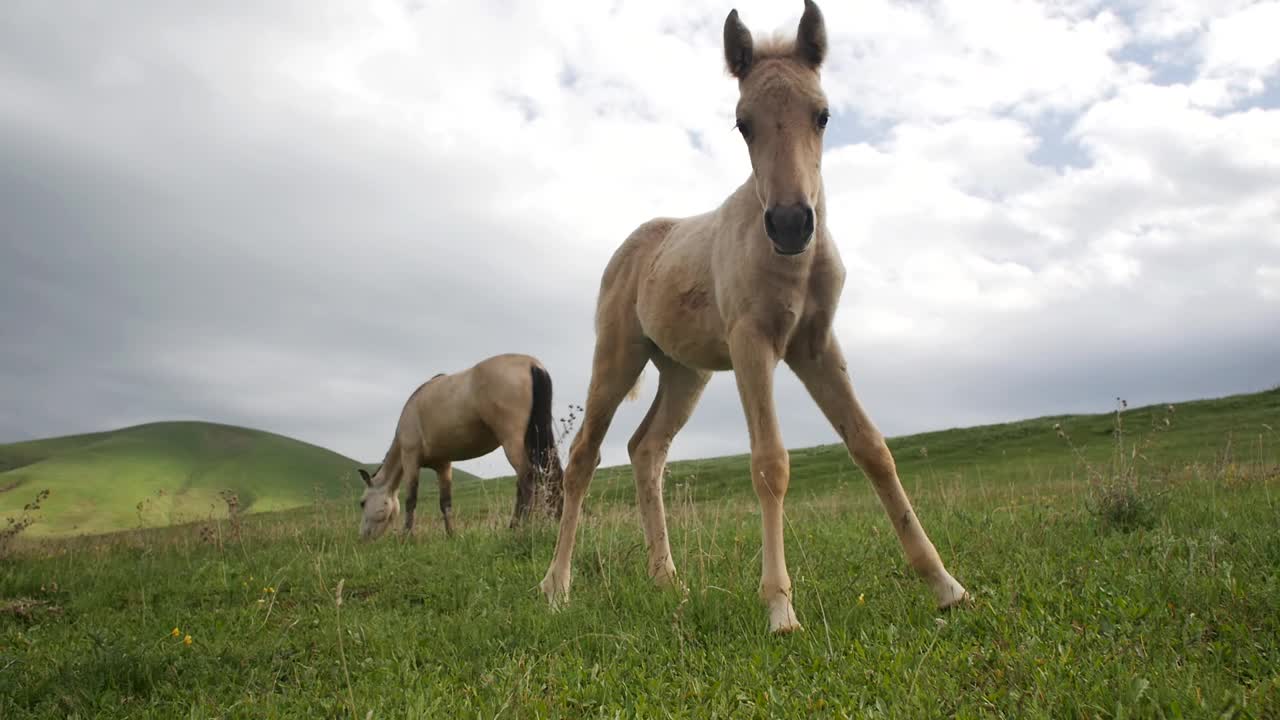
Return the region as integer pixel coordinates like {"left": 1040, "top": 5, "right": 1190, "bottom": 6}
{"left": 539, "top": 0, "right": 969, "bottom": 633}
{"left": 358, "top": 353, "right": 563, "bottom": 540}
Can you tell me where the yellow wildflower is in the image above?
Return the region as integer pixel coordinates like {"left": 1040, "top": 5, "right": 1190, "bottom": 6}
{"left": 857, "top": 593, "right": 865, "bottom": 606}
{"left": 170, "top": 627, "right": 181, "bottom": 638}
{"left": 183, "top": 635, "right": 193, "bottom": 646}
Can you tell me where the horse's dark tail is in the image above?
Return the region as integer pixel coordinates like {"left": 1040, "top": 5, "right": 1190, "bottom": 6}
{"left": 525, "top": 363, "right": 564, "bottom": 519}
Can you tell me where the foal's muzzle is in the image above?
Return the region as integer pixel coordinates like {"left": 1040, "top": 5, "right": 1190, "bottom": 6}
{"left": 764, "top": 203, "right": 815, "bottom": 255}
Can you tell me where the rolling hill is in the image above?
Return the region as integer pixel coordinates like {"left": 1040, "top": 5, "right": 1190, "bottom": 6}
{"left": 4, "top": 386, "right": 1276, "bottom": 538}
{"left": 0, "top": 421, "right": 480, "bottom": 537}
{"left": 456, "top": 384, "right": 1280, "bottom": 511}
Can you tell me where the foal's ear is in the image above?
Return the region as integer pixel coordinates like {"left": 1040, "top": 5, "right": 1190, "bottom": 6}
{"left": 358, "top": 468, "right": 371, "bottom": 486}
{"left": 795, "top": 0, "right": 827, "bottom": 69}
{"left": 723, "top": 9, "right": 754, "bottom": 79}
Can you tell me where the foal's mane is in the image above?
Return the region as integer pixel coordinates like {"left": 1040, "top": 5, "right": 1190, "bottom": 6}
{"left": 751, "top": 32, "right": 798, "bottom": 62}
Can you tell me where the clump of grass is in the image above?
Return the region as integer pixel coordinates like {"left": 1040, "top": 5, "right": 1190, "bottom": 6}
{"left": 528, "top": 402, "right": 583, "bottom": 520}
{"left": 0, "top": 488, "right": 50, "bottom": 556}
{"left": 1056, "top": 397, "right": 1170, "bottom": 532}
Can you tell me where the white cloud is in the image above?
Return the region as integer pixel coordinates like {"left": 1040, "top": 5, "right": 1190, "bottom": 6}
{"left": 1, "top": 0, "right": 1278, "bottom": 480}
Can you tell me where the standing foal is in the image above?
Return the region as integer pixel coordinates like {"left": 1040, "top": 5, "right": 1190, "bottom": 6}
{"left": 539, "top": 0, "right": 969, "bottom": 633}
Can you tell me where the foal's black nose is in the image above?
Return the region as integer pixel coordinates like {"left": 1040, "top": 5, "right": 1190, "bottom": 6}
{"left": 763, "top": 204, "right": 815, "bottom": 255}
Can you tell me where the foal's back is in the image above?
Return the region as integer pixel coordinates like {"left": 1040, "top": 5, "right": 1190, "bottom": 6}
{"left": 599, "top": 183, "right": 767, "bottom": 372}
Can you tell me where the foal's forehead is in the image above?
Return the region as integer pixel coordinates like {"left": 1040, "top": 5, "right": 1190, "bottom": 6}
{"left": 737, "top": 58, "right": 826, "bottom": 112}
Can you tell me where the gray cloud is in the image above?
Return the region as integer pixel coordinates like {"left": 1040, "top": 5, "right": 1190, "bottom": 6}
{"left": 2, "top": 1, "right": 1277, "bottom": 484}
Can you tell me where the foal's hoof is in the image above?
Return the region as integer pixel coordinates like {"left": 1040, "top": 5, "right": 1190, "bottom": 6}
{"left": 939, "top": 590, "right": 972, "bottom": 611}
{"left": 539, "top": 568, "right": 570, "bottom": 610}
{"left": 931, "top": 570, "right": 971, "bottom": 610}
{"left": 767, "top": 598, "right": 803, "bottom": 635}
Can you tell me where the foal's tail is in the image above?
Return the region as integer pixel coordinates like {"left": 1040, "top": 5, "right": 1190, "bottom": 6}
{"left": 525, "top": 363, "right": 564, "bottom": 517}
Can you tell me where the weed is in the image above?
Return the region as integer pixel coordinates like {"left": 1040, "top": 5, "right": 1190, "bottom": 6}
{"left": 219, "top": 489, "right": 243, "bottom": 540}
{"left": 1056, "top": 397, "right": 1171, "bottom": 531}
{"left": 0, "top": 488, "right": 49, "bottom": 556}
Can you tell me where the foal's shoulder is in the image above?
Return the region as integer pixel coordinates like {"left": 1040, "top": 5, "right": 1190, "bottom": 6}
{"left": 627, "top": 216, "right": 681, "bottom": 246}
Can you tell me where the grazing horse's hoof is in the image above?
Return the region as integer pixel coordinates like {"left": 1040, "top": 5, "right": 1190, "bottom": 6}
{"left": 540, "top": 568, "right": 570, "bottom": 609}
{"left": 931, "top": 570, "right": 971, "bottom": 610}
{"left": 654, "top": 573, "right": 689, "bottom": 599}
{"left": 768, "top": 598, "right": 803, "bottom": 635}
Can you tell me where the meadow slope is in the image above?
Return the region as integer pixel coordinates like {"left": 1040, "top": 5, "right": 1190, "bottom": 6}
{"left": 1, "top": 388, "right": 1277, "bottom": 718}
{"left": 0, "top": 421, "right": 479, "bottom": 538}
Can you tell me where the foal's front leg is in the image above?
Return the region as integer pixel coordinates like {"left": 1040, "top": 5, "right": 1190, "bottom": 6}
{"left": 787, "top": 340, "right": 969, "bottom": 609}
{"left": 730, "top": 327, "right": 801, "bottom": 634}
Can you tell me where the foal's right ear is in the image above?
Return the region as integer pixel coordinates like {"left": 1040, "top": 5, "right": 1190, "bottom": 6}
{"left": 724, "top": 8, "right": 754, "bottom": 79}
{"left": 358, "top": 468, "right": 371, "bottom": 486}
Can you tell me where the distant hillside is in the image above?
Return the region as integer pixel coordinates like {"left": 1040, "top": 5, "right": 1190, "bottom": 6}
{"left": 0, "top": 421, "right": 480, "bottom": 537}
{"left": 460, "top": 384, "right": 1280, "bottom": 511}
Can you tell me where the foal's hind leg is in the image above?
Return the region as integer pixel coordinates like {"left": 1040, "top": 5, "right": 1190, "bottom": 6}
{"left": 787, "top": 340, "right": 969, "bottom": 609}
{"left": 627, "top": 357, "right": 711, "bottom": 587}
{"left": 540, "top": 335, "right": 650, "bottom": 607}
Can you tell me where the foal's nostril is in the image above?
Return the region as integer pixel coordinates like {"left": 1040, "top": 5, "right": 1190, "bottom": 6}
{"left": 763, "top": 203, "right": 815, "bottom": 254}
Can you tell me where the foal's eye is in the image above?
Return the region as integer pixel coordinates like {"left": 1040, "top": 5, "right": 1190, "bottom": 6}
{"left": 816, "top": 109, "right": 830, "bottom": 130}
{"left": 360, "top": 499, "right": 366, "bottom": 509}
{"left": 735, "top": 118, "right": 751, "bottom": 141}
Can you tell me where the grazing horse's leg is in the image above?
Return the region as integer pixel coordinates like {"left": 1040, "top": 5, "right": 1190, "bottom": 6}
{"left": 787, "top": 340, "right": 969, "bottom": 609}
{"left": 402, "top": 469, "right": 420, "bottom": 535}
{"left": 729, "top": 326, "right": 801, "bottom": 634}
{"left": 627, "top": 357, "right": 711, "bottom": 586}
{"left": 540, "top": 334, "right": 650, "bottom": 606}
{"left": 435, "top": 463, "right": 455, "bottom": 537}
{"left": 501, "top": 439, "right": 534, "bottom": 529}
{"left": 511, "top": 469, "right": 534, "bottom": 529}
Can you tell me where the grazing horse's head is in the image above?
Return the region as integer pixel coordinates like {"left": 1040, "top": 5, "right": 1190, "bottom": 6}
{"left": 357, "top": 466, "right": 400, "bottom": 540}
{"left": 724, "top": 0, "right": 829, "bottom": 256}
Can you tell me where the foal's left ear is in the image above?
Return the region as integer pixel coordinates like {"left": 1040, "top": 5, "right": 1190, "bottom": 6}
{"left": 358, "top": 468, "right": 371, "bottom": 486}
{"left": 796, "top": 0, "right": 828, "bottom": 68}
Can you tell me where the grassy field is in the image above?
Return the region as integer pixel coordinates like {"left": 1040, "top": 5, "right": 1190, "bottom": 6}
{"left": 1, "top": 389, "right": 1278, "bottom": 718}
{"left": 0, "top": 421, "right": 479, "bottom": 538}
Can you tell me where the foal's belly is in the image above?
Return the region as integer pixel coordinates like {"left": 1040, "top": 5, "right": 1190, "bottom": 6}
{"left": 648, "top": 321, "right": 732, "bottom": 370}
{"left": 637, "top": 279, "right": 732, "bottom": 371}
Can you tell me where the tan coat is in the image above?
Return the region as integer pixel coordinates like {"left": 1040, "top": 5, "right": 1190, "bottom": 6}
{"left": 538, "top": 0, "right": 969, "bottom": 634}
{"left": 358, "top": 353, "right": 563, "bottom": 539}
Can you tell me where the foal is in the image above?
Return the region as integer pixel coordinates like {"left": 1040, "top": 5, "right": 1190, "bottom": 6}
{"left": 539, "top": 0, "right": 968, "bottom": 633}
{"left": 358, "top": 353, "right": 563, "bottom": 539}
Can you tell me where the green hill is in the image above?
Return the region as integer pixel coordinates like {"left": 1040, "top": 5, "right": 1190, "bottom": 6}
{"left": 458, "top": 385, "right": 1279, "bottom": 511}
{"left": 0, "top": 421, "right": 480, "bottom": 538}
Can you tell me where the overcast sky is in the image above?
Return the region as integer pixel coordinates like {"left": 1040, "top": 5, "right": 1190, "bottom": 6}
{"left": 2, "top": 0, "right": 1277, "bottom": 478}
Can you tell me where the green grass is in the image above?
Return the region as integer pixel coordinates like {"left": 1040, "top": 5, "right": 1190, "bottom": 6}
{"left": 1, "top": 389, "right": 1278, "bottom": 718}
{"left": 0, "top": 421, "right": 480, "bottom": 538}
